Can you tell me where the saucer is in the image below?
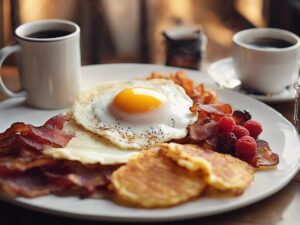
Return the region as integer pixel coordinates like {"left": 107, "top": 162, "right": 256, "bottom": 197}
{"left": 207, "top": 57, "right": 297, "bottom": 103}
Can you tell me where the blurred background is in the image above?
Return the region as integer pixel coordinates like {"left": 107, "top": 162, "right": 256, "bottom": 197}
{"left": 1, "top": 0, "right": 300, "bottom": 66}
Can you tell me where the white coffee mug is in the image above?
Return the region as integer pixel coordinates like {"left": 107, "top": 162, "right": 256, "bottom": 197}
{"left": 232, "top": 28, "right": 300, "bottom": 94}
{"left": 0, "top": 19, "right": 81, "bottom": 109}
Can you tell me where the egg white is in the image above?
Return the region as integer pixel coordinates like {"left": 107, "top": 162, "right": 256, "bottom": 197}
{"left": 72, "top": 79, "right": 198, "bottom": 149}
{"left": 44, "top": 120, "right": 139, "bottom": 165}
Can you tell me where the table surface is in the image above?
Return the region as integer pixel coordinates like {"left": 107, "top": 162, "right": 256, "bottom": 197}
{"left": 0, "top": 66, "right": 299, "bottom": 225}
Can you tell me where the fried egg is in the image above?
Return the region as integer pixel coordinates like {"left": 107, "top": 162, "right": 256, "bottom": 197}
{"left": 44, "top": 119, "right": 140, "bottom": 165}
{"left": 72, "top": 79, "right": 197, "bottom": 149}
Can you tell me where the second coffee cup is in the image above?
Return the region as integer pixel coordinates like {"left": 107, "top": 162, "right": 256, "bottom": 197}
{"left": 232, "top": 28, "right": 300, "bottom": 94}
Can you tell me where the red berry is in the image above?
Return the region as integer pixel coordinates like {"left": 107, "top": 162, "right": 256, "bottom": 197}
{"left": 218, "top": 116, "right": 236, "bottom": 133}
{"left": 243, "top": 119, "right": 263, "bottom": 139}
{"left": 232, "top": 125, "right": 250, "bottom": 139}
{"left": 217, "top": 132, "right": 237, "bottom": 155}
{"left": 235, "top": 136, "right": 257, "bottom": 160}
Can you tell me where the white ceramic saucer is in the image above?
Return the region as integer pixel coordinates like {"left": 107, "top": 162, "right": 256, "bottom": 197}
{"left": 207, "top": 58, "right": 297, "bottom": 103}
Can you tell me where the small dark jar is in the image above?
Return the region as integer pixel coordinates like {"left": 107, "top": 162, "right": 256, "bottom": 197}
{"left": 163, "top": 27, "right": 206, "bottom": 70}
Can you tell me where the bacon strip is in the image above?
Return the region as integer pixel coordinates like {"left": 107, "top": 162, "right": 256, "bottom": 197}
{"left": 188, "top": 118, "right": 218, "bottom": 144}
{"left": 0, "top": 114, "right": 120, "bottom": 198}
{"left": 148, "top": 71, "right": 217, "bottom": 104}
{"left": 0, "top": 115, "right": 73, "bottom": 154}
{"left": 253, "top": 140, "right": 279, "bottom": 168}
{"left": 190, "top": 103, "right": 232, "bottom": 119}
{"left": 44, "top": 161, "right": 118, "bottom": 197}
{"left": 43, "top": 114, "right": 70, "bottom": 130}
{"left": 0, "top": 157, "right": 57, "bottom": 173}
{"left": 0, "top": 170, "right": 62, "bottom": 198}
{"left": 0, "top": 156, "right": 118, "bottom": 198}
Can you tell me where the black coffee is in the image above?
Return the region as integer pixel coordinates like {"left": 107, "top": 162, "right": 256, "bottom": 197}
{"left": 246, "top": 37, "right": 294, "bottom": 49}
{"left": 28, "top": 30, "right": 72, "bottom": 39}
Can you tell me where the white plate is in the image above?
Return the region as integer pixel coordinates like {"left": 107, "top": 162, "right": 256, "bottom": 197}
{"left": 0, "top": 64, "right": 299, "bottom": 222}
{"left": 208, "top": 58, "right": 297, "bottom": 103}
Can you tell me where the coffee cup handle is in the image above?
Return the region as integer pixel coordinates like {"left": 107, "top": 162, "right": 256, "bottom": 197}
{"left": 0, "top": 44, "right": 27, "bottom": 98}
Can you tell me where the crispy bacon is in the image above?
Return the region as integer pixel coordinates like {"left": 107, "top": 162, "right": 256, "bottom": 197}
{"left": 44, "top": 161, "right": 118, "bottom": 197}
{"left": 29, "top": 125, "right": 73, "bottom": 147}
{"left": 148, "top": 71, "right": 217, "bottom": 104}
{"left": 0, "top": 115, "right": 73, "bottom": 154}
{"left": 0, "top": 160, "right": 118, "bottom": 198}
{"left": 0, "top": 149, "right": 119, "bottom": 198}
{"left": 0, "top": 170, "right": 62, "bottom": 198}
{"left": 43, "top": 114, "right": 70, "bottom": 130}
{"left": 0, "top": 156, "right": 57, "bottom": 173}
{"left": 0, "top": 114, "right": 116, "bottom": 198}
{"left": 190, "top": 103, "right": 232, "bottom": 121}
{"left": 0, "top": 114, "right": 121, "bottom": 198}
{"left": 253, "top": 140, "right": 279, "bottom": 168}
{"left": 188, "top": 118, "right": 219, "bottom": 144}
{"left": 182, "top": 103, "right": 232, "bottom": 144}
{"left": 0, "top": 134, "right": 46, "bottom": 153}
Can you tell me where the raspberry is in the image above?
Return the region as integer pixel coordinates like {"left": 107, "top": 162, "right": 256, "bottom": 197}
{"left": 217, "top": 132, "right": 237, "bottom": 155}
{"left": 244, "top": 119, "right": 263, "bottom": 139}
{"left": 218, "top": 116, "right": 236, "bottom": 133}
{"left": 235, "top": 136, "right": 257, "bottom": 160}
{"left": 232, "top": 125, "right": 250, "bottom": 139}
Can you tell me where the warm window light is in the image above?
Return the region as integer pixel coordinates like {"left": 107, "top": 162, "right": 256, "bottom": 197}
{"left": 3, "top": 0, "right": 12, "bottom": 44}
{"left": 19, "top": 0, "right": 76, "bottom": 22}
{"left": 235, "top": 0, "right": 267, "bottom": 27}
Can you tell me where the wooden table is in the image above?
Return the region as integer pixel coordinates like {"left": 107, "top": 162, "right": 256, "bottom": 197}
{"left": 0, "top": 66, "right": 299, "bottom": 225}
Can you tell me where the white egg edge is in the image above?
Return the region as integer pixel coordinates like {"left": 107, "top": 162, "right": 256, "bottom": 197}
{"left": 72, "top": 79, "right": 198, "bottom": 149}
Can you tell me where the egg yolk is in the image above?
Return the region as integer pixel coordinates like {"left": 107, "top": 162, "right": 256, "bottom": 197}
{"left": 113, "top": 88, "right": 167, "bottom": 113}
